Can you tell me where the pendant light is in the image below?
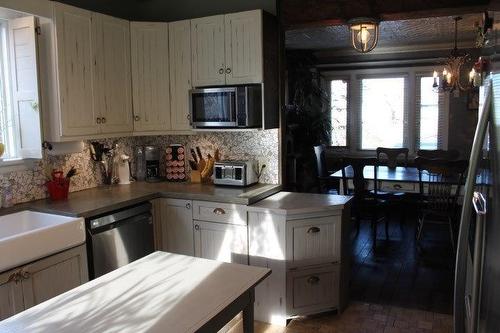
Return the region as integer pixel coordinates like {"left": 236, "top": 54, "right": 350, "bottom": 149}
{"left": 348, "top": 18, "right": 380, "bottom": 53}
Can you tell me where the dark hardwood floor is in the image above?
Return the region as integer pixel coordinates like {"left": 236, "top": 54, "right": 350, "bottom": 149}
{"left": 350, "top": 213, "right": 455, "bottom": 315}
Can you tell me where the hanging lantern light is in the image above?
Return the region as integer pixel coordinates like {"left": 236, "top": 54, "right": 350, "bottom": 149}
{"left": 348, "top": 18, "right": 380, "bottom": 53}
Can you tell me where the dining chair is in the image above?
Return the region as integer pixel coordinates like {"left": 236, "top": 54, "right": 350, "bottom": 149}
{"left": 376, "top": 147, "right": 409, "bottom": 226}
{"left": 415, "top": 157, "right": 468, "bottom": 251}
{"left": 342, "top": 157, "right": 390, "bottom": 248}
{"left": 416, "top": 149, "right": 460, "bottom": 161}
{"left": 313, "top": 145, "right": 340, "bottom": 194}
{"left": 376, "top": 147, "right": 409, "bottom": 168}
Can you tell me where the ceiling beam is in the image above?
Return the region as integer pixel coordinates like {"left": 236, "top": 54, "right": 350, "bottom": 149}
{"left": 282, "top": 0, "right": 489, "bottom": 29}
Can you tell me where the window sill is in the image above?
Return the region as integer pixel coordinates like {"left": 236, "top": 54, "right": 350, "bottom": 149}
{"left": 0, "top": 158, "right": 38, "bottom": 173}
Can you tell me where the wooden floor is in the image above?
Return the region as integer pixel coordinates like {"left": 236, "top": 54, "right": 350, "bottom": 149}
{"left": 350, "top": 216, "right": 455, "bottom": 314}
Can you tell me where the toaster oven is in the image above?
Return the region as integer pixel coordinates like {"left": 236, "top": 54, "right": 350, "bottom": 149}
{"left": 213, "top": 160, "right": 258, "bottom": 187}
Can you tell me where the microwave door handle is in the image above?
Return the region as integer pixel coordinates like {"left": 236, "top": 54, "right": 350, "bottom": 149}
{"left": 231, "top": 89, "right": 237, "bottom": 126}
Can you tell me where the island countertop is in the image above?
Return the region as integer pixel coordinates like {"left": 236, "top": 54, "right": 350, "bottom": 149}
{"left": 7, "top": 182, "right": 281, "bottom": 218}
{"left": 0, "top": 251, "right": 271, "bottom": 333}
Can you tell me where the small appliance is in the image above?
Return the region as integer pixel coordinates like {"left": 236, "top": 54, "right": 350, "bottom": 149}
{"left": 189, "top": 84, "right": 262, "bottom": 129}
{"left": 145, "top": 146, "right": 160, "bottom": 182}
{"left": 214, "top": 160, "right": 258, "bottom": 187}
{"left": 116, "top": 154, "right": 131, "bottom": 185}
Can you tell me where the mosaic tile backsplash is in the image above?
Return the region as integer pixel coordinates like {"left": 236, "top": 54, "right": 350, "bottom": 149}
{"left": 0, "top": 130, "right": 280, "bottom": 205}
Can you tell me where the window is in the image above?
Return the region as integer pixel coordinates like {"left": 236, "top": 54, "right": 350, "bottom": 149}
{"left": 0, "top": 15, "right": 42, "bottom": 161}
{"left": 326, "top": 67, "right": 448, "bottom": 154}
{"left": 330, "top": 79, "right": 348, "bottom": 146}
{"left": 417, "top": 76, "right": 439, "bottom": 150}
{"left": 360, "top": 77, "right": 405, "bottom": 150}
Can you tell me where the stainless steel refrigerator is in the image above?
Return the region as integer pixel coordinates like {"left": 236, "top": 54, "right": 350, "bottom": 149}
{"left": 454, "top": 73, "right": 499, "bottom": 333}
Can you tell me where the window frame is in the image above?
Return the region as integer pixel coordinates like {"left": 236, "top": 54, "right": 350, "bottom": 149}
{"left": 326, "top": 75, "right": 351, "bottom": 148}
{"left": 323, "top": 65, "right": 449, "bottom": 155}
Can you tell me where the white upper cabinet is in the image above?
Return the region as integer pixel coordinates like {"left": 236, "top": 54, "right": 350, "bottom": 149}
{"left": 169, "top": 20, "right": 192, "bottom": 131}
{"left": 191, "top": 15, "right": 225, "bottom": 87}
{"left": 130, "top": 22, "right": 171, "bottom": 132}
{"left": 224, "top": 10, "right": 263, "bottom": 85}
{"left": 93, "top": 14, "right": 133, "bottom": 134}
{"left": 54, "top": 3, "right": 98, "bottom": 136}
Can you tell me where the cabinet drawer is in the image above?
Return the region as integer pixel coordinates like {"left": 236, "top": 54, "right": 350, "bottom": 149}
{"left": 287, "top": 265, "right": 339, "bottom": 314}
{"left": 379, "top": 181, "right": 417, "bottom": 193}
{"left": 288, "top": 216, "right": 340, "bottom": 264}
{"left": 193, "top": 201, "right": 247, "bottom": 225}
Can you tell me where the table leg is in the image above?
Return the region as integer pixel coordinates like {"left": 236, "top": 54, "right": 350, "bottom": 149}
{"left": 242, "top": 289, "right": 255, "bottom": 333}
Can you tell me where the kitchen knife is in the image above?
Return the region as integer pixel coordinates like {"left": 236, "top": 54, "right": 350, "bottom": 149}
{"left": 196, "top": 147, "right": 203, "bottom": 162}
{"left": 190, "top": 148, "right": 198, "bottom": 163}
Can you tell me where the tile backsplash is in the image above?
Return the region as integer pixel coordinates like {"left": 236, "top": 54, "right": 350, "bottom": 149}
{"left": 0, "top": 129, "right": 280, "bottom": 205}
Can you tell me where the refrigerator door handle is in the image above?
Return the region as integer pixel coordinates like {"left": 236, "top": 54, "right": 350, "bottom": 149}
{"left": 454, "top": 82, "right": 491, "bottom": 333}
{"left": 470, "top": 191, "right": 487, "bottom": 333}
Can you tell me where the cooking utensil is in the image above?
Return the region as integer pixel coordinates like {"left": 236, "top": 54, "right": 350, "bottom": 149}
{"left": 190, "top": 148, "right": 198, "bottom": 164}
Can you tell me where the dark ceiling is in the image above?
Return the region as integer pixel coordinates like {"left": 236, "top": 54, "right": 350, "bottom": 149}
{"left": 52, "top": 0, "right": 277, "bottom": 21}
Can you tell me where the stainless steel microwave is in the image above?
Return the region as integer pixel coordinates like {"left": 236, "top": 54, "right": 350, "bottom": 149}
{"left": 189, "top": 85, "right": 262, "bottom": 128}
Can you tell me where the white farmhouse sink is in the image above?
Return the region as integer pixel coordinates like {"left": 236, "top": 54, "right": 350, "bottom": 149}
{"left": 0, "top": 211, "right": 85, "bottom": 272}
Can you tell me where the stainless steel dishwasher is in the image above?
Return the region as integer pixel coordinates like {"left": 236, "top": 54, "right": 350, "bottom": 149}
{"left": 86, "top": 202, "right": 154, "bottom": 279}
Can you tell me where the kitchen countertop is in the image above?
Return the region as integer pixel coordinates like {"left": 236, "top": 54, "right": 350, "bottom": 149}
{"left": 12, "top": 182, "right": 281, "bottom": 218}
{"left": 0, "top": 251, "right": 270, "bottom": 333}
{"left": 248, "top": 191, "right": 352, "bottom": 215}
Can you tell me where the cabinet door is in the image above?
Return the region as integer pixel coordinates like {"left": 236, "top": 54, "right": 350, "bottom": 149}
{"left": 169, "top": 20, "right": 192, "bottom": 130}
{"left": 131, "top": 22, "right": 171, "bottom": 132}
{"left": 191, "top": 15, "right": 225, "bottom": 87}
{"left": 94, "top": 13, "right": 133, "bottom": 134}
{"left": 161, "top": 198, "right": 194, "bottom": 256}
{"left": 194, "top": 220, "right": 248, "bottom": 265}
{"left": 0, "top": 270, "right": 24, "bottom": 321}
{"left": 21, "top": 245, "right": 88, "bottom": 309}
{"left": 224, "top": 10, "right": 263, "bottom": 84}
{"left": 54, "top": 3, "right": 98, "bottom": 136}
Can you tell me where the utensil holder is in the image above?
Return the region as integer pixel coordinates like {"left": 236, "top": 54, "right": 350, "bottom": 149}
{"left": 46, "top": 179, "right": 70, "bottom": 201}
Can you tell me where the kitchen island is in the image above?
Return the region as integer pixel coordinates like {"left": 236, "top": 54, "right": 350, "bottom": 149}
{"left": 0, "top": 252, "right": 270, "bottom": 333}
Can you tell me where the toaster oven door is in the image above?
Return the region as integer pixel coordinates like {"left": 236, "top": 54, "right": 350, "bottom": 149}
{"left": 190, "top": 87, "right": 238, "bottom": 127}
{"left": 214, "top": 165, "right": 246, "bottom": 186}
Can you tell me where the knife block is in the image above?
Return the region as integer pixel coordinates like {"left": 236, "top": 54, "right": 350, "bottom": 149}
{"left": 190, "top": 170, "right": 201, "bottom": 183}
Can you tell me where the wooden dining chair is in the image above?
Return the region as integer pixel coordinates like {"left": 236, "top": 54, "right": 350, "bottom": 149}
{"left": 342, "top": 157, "right": 390, "bottom": 248}
{"left": 376, "top": 147, "right": 409, "bottom": 226}
{"left": 376, "top": 147, "right": 409, "bottom": 168}
{"left": 416, "top": 149, "right": 460, "bottom": 161}
{"left": 313, "top": 145, "right": 340, "bottom": 194}
{"left": 415, "top": 157, "right": 468, "bottom": 251}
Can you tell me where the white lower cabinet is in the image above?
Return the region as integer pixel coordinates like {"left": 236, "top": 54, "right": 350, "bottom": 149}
{"left": 157, "top": 198, "right": 195, "bottom": 256}
{"left": 193, "top": 220, "right": 248, "bottom": 265}
{"left": 0, "top": 245, "right": 88, "bottom": 321}
{"left": 249, "top": 208, "right": 350, "bottom": 327}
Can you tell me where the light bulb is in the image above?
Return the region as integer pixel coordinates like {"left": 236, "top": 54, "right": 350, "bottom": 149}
{"left": 357, "top": 27, "right": 371, "bottom": 44}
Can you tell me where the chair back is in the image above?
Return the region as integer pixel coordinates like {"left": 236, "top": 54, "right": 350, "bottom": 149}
{"left": 415, "top": 157, "right": 468, "bottom": 212}
{"left": 342, "top": 157, "right": 379, "bottom": 199}
{"left": 376, "top": 147, "right": 409, "bottom": 168}
{"left": 416, "top": 149, "right": 460, "bottom": 161}
{"left": 313, "top": 144, "right": 328, "bottom": 177}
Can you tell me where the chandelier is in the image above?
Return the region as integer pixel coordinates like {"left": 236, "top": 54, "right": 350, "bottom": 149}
{"left": 348, "top": 18, "right": 380, "bottom": 53}
{"left": 432, "top": 17, "right": 471, "bottom": 93}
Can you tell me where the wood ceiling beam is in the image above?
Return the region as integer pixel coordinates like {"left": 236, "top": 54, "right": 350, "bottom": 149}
{"left": 282, "top": 0, "right": 489, "bottom": 29}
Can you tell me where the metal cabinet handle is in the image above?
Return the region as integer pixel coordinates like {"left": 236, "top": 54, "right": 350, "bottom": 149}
{"left": 185, "top": 203, "right": 191, "bottom": 210}
{"left": 393, "top": 184, "right": 402, "bottom": 190}
{"left": 225, "top": 68, "right": 231, "bottom": 74}
{"left": 307, "top": 226, "right": 320, "bottom": 234}
{"left": 213, "top": 208, "right": 226, "bottom": 215}
{"left": 96, "top": 117, "right": 102, "bottom": 124}
{"left": 101, "top": 117, "right": 106, "bottom": 124}
{"left": 194, "top": 224, "right": 200, "bottom": 230}
{"left": 20, "top": 271, "right": 31, "bottom": 280}
{"left": 307, "top": 276, "right": 320, "bottom": 284}
{"left": 134, "top": 115, "right": 140, "bottom": 121}
{"left": 218, "top": 68, "right": 224, "bottom": 74}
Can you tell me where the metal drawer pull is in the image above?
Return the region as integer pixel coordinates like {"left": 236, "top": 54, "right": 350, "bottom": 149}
{"left": 194, "top": 224, "right": 200, "bottom": 231}
{"left": 134, "top": 115, "right": 140, "bottom": 121}
{"left": 307, "top": 226, "right": 320, "bottom": 234}
{"left": 218, "top": 68, "right": 224, "bottom": 74}
{"left": 226, "top": 68, "right": 231, "bottom": 74}
{"left": 20, "top": 271, "right": 31, "bottom": 280}
{"left": 185, "top": 203, "right": 191, "bottom": 210}
{"left": 213, "top": 208, "right": 226, "bottom": 215}
{"left": 307, "top": 276, "right": 320, "bottom": 284}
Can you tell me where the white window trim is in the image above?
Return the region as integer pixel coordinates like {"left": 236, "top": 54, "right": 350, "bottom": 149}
{"left": 323, "top": 65, "right": 450, "bottom": 155}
